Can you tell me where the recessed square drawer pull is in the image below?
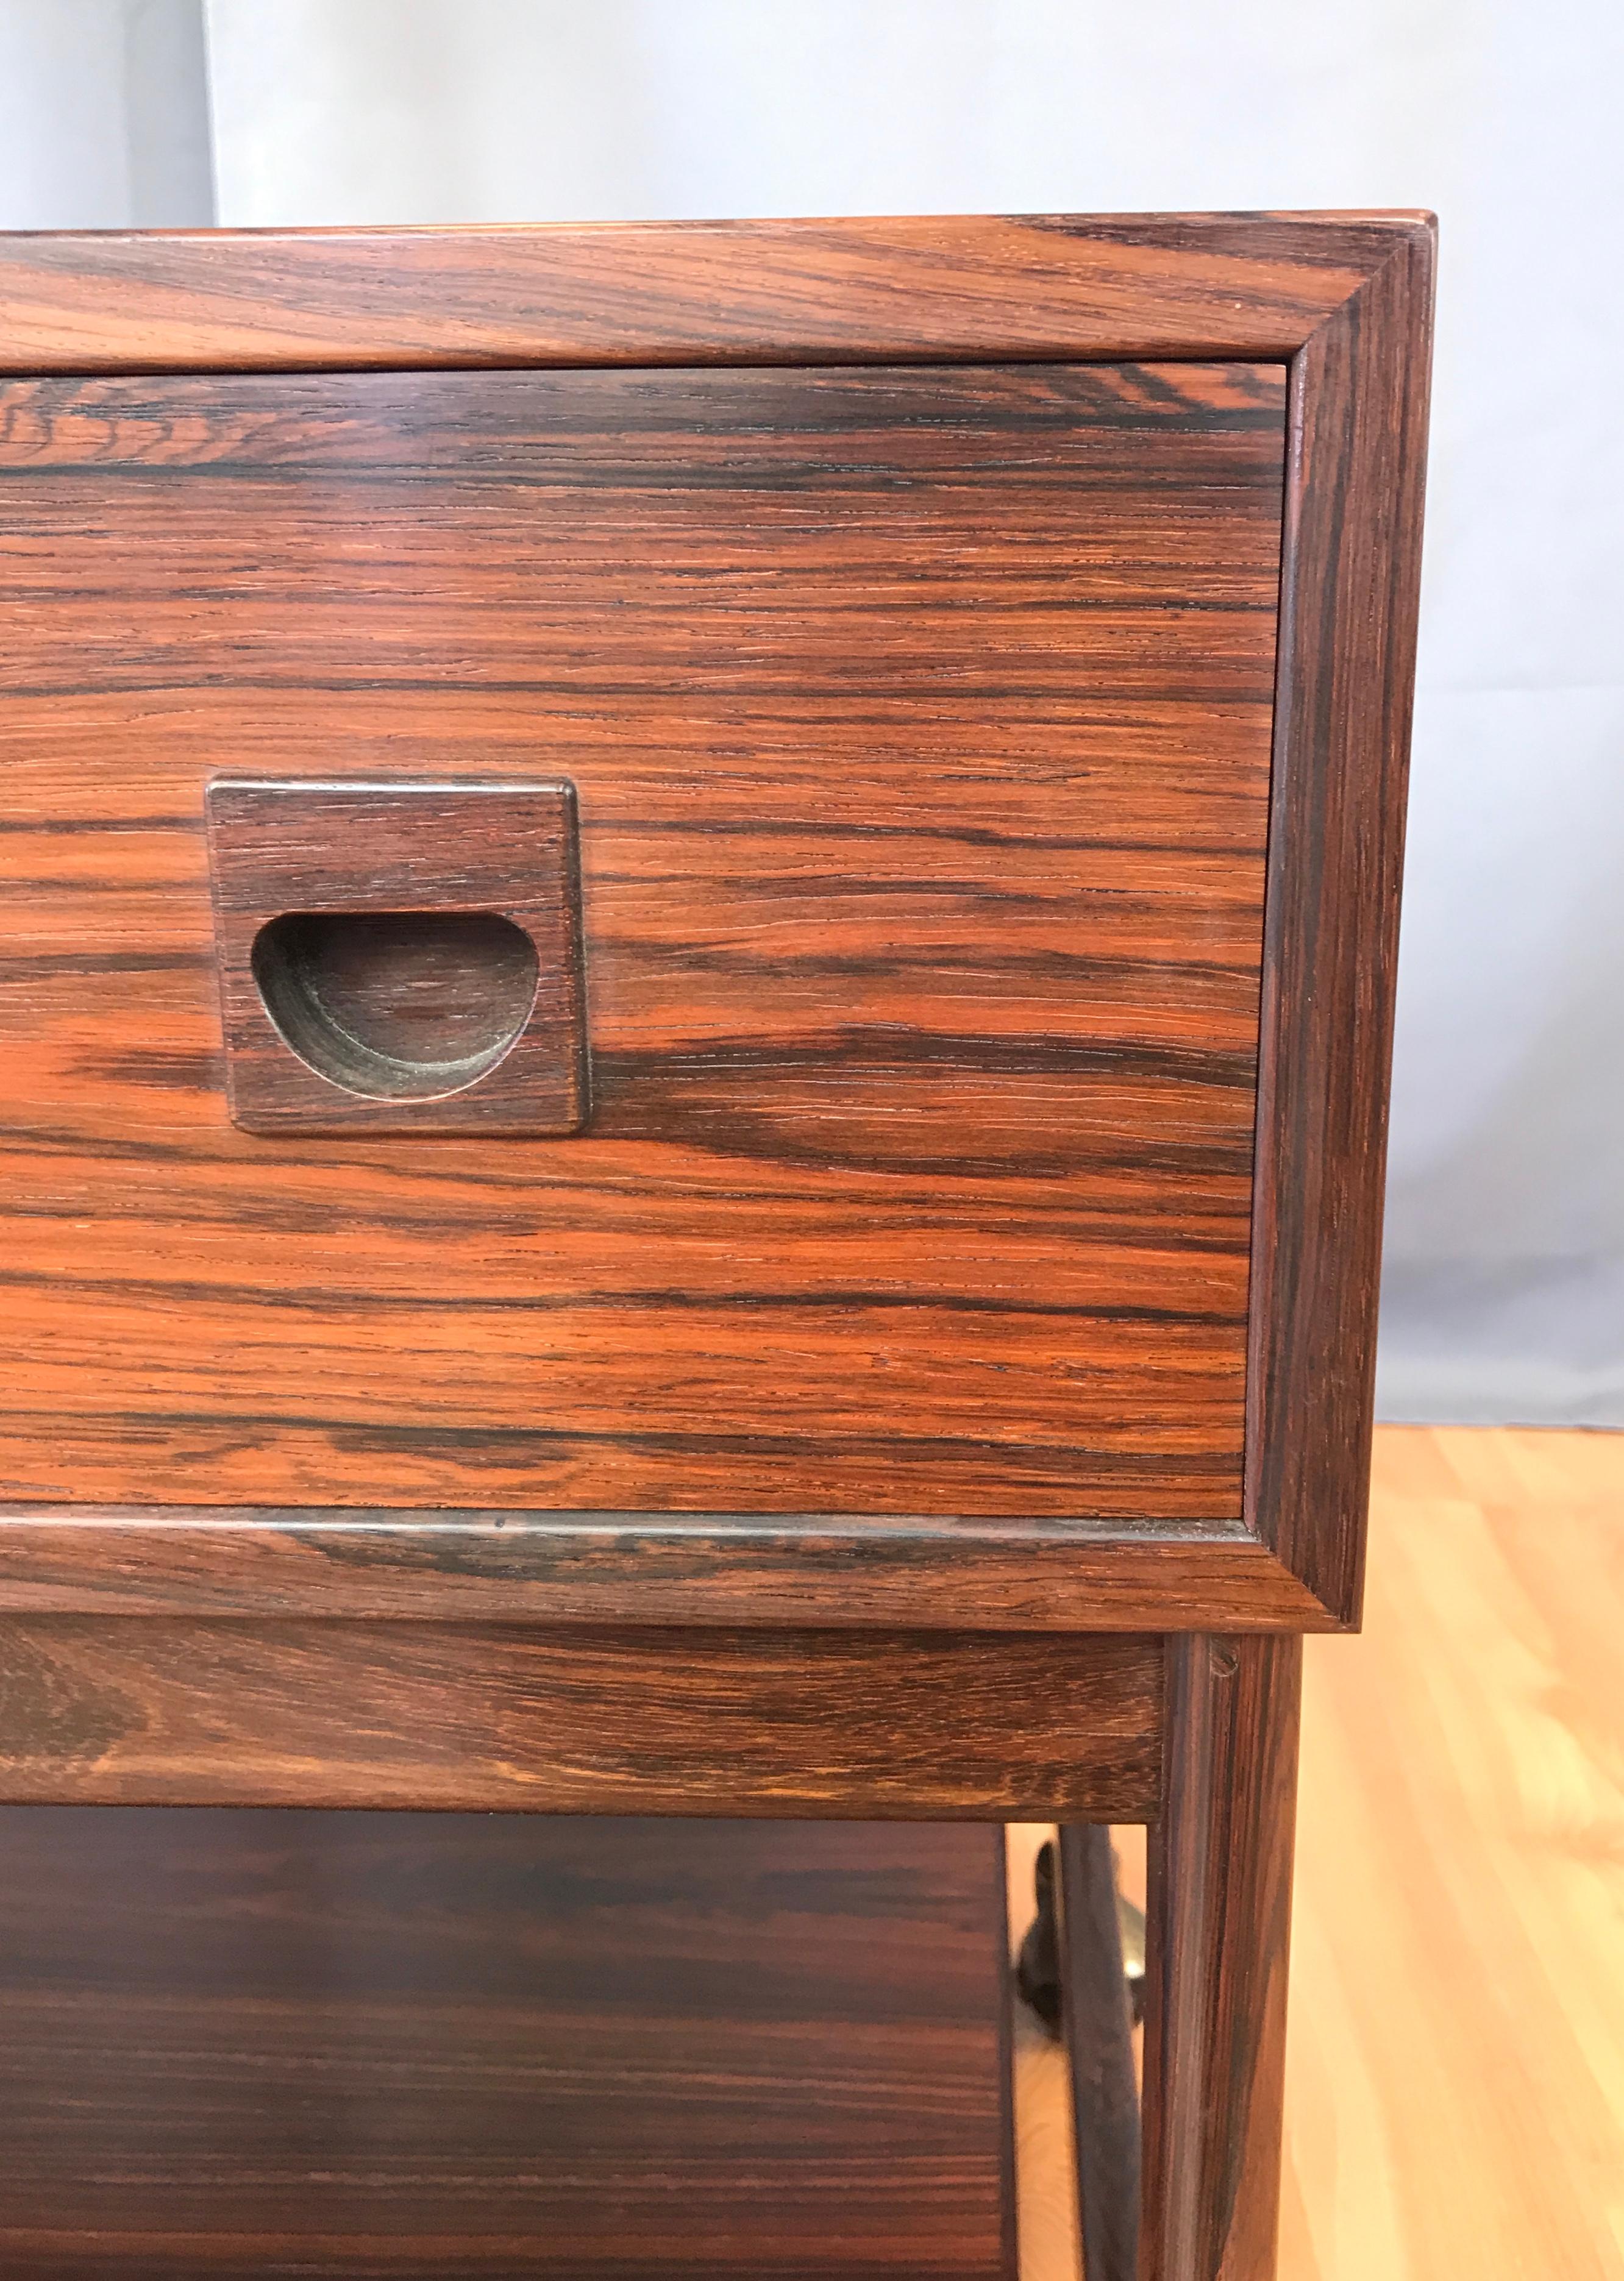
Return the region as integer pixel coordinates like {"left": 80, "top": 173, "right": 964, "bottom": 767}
{"left": 205, "top": 777, "right": 589, "bottom": 1135}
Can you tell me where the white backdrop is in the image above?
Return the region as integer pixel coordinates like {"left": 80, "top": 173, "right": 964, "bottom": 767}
{"left": 5, "top": 0, "right": 1621, "bottom": 1422}
{"left": 0, "top": 0, "right": 210, "bottom": 227}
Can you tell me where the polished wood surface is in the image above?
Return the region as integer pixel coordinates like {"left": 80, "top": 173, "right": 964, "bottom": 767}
{"left": 1245, "top": 227, "right": 1436, "bottom": 1624}
{"left": 0, "top": 212, "right": 1450, "bottom": 2281}
{"left": 1141, "top": 1635, "right": 1302, "bottom": 2280}
{"left": 0, "top": 360, "right": 1282, "bottom": 1522}
{"left": 0, "top": 213, "right": 1434, "bottom": 1632}
{"left": 1056, "top": 1824, "right": 1140, "bottom": 2280}
{"left": 0, "top": 1812, "right": 1014, "bottom": 2278}
{"left": 205, "top": 777, "right": 588, "bottom": 1133}
{"left": 0, "top": 1618, "right": 1164, "bottom": 1818}
{"left": 0, "top": 212, "right": 1428, "bottom": 371}
{"left": 0, "top": 1508, "right": 1331, "bottom": 1632}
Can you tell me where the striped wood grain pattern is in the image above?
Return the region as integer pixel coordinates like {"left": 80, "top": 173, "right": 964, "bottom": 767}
{"left": 1141, "top": 1635, "right": 1302, "bottom": 2280}
{"left": 0, "top": 1507, "right": 1333, "bottom": 1632}
{"left": 1245, "top": 228, "right": 1435, "bottom": 1622}
{"left": 0, "top": 1813, "right": 1016, "bottom": 2278}
{"left": 0, "top": 1617, "right": 1164, "bottom": 1818}
{"left": 0, "top": 212, "right": 1425, "bottom": 371}
{"left": 0, "top": 359, "right": 1284, "bottom": 1521}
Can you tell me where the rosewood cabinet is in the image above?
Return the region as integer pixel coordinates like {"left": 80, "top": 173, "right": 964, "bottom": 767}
{"left": 0, "top": 213, "right": 1433, "bottom": 2277}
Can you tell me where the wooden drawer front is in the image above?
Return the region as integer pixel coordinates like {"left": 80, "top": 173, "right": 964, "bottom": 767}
{"left": 0, "top": 362, "right": 1284, "bottom": 1519}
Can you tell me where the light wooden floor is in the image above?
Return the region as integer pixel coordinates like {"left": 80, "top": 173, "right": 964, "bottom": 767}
{"left": 1009, "top": 1425, "right": 1624, "bottom": 2280}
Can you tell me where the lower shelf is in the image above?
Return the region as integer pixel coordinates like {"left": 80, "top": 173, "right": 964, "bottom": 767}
{"left": 0, "top": 1809, "right": 1015, "bottom": 2279}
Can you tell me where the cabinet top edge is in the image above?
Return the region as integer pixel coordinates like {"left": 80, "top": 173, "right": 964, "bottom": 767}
{"left": 0, "top": 210, "right": 1437, "bottom": 245}
{"left": 0, "top": 212, "right": 1434, "bottom": 377}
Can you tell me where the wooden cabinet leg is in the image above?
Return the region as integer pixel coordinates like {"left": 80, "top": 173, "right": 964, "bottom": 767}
{"left": 1055, "top": 1823, "right": 1142, "bottom": 2281}
{"left": 1140, "top": 1635, "right": 1303, "bottom": 2281}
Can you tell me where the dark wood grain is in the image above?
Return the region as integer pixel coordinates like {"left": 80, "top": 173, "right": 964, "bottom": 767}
{"left": 0, "top": 359, "right": 1283, "bottom": 1526}
{"left": 0, "top": 212, "right": 1426, "bottom": 371}
{"left": 1245, "top": 226, "right": 1436, "bottom": 1625}
{"left": 1140, "top": 1635, "right": 1302, "bottom": 2280}
{"left": 1055, "top": 1824, "right": 1141, "bottom": 2281}
{"left": 0, "top": 1521, "right": 1285, "bottom": 1624}
{"left": 0, "top": 1617, "right": 1164, "bottom": 1817}
{"left": 0, "top": 215, "right": 1433, "bottom": 2281}
{"left": 0, "top": 1810, "right": 1016, "bottom": 2277}
{"left": 206, "top": 777, "right": 588, "bottom": 1133}
{"left": 0, "top": 1509, "right": 1334, "bottom": 1629}
{"left": 0, "top": 212, "right": 1434, "bottom": 1632}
